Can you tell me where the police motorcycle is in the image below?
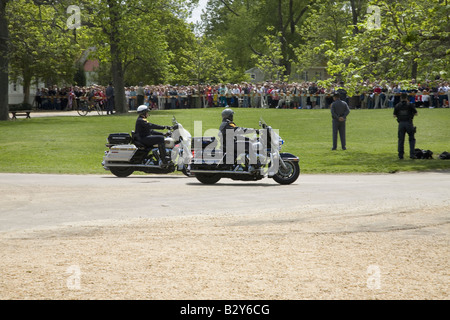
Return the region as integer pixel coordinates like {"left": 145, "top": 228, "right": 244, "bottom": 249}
{"left": 102, "top": 116, "right": 191, "bottom": 177}
{"left": 188, "top": 118, "right": 300, "bottom": 185}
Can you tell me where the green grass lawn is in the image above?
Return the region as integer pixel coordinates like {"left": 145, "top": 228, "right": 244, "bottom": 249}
{"left": 0, "top": 108, "right": 449, "bottom": 174}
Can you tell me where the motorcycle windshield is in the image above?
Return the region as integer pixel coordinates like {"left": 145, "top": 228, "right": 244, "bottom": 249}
{"left": 177, "top": 124, "right": 191, "bottom": 146}
{"left": 259, "top": 117, "right": 268, "bottom": 128}
{"left": 259, "top": 117, "right": 282, "bottom": 150}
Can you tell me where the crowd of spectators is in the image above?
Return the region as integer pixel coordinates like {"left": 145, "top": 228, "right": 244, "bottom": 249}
{"left": 35, "top": 85, "right": 106, "bottom": 111}
{"left": 34, "top": 79, "right": 449, "bottom": 111}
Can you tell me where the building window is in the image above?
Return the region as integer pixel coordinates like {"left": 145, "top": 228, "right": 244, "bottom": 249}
{"left": 315, "top": 71, "right": 322, "bottom": 80}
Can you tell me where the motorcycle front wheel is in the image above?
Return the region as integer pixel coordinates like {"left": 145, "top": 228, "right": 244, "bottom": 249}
{"left": 272, "top": 160, "right": 300, "bottom": 185}
{"left": 110, "top": 167, "right": 134, "bottom": 177}
{"left": 195, "top": 173, "right": 221, "bottom": 185}
{"left": 181, "top": 164, "right": 190, "bottom": 177}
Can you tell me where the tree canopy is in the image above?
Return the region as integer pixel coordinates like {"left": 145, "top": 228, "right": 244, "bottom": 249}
{"left": 0, "top": 0, "right": 448, "bottom": 119}
{"left": 322, "top": 0, "right": 450, "bottom": 94}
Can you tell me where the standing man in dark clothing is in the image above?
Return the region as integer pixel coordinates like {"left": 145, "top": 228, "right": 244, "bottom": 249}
{"left": 105, "top": 82, "right": 114, "bottom": 115}
{"left": 168, "top": 86, "right": 178, "bottom": 109}
{"left": 136, "top": 82, "right": 145, "bottom": 106}
{"left": 393, "top": 93, "right": 418, "bottom": 159}
{"left": 331, "top": 93, "right": 350, "bottom": 150}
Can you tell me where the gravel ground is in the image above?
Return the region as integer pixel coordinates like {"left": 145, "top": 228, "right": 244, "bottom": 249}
{"left": 0, "top": 172, "right": 448, "bottom": 300}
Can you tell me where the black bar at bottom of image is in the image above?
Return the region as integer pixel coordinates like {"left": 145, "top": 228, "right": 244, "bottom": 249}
{"left": 1, "top": 300, "right": 444, "bottom": 319}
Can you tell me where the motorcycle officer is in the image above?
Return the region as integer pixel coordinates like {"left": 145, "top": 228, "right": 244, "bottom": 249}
{"left": 219, "top": 108, "right": 258, "bottom": 165}
{"left": 135, "top": 105, "right": 172, "bottom": 166}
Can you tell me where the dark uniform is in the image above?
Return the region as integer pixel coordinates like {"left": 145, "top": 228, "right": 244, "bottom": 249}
{"left": 393, "top": 99, "right": 417, "bottom": 159}
{"left": 135, "top": 116, "right": 168, "bottom": 162}
{"left": 331, "top": 97, "right": 350, "bottom": 150}
{"left": 105, "top": 84, "right": 114, "bottom": 115}
{"left": 219, "top": 119, "right": 256, "bottom": 163}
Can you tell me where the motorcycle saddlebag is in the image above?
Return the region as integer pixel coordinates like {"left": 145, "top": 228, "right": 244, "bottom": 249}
{"left": 108, "top": 133, "right": 132, "bottom": 145}
{"left": 191, "top": 137, "right": 216, "bottom": 150}
{"left": 105, "top": 144, "right": 137, "bottom": 161}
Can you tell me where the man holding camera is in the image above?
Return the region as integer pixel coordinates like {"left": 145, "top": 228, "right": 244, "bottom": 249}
{"left": 394, "top": 93, "right": 418, "bottom": 159}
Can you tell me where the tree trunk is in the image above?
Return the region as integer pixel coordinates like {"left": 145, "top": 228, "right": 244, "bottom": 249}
{"left": 278, "top": 0, "right": 289, "bottom": 80}
{"left": 23, "top": 78, "right": 31, "bottom": 105}
{"left": 108, "top": 0, "right": 127, "bottom": 114}
{"left": 22, "top": 66, "right": 33, "bottom": 105}
{"left": 0, "top": 0, "right": 10, "bottom": 120}
{"left": 350, "top": 0, "right": 360, "bottom": 35}
{"left": 411, "top": 60, "right": 418, "bottom": 80}
{"left": 110, "top": 47, "right": 126, "bottom": 113}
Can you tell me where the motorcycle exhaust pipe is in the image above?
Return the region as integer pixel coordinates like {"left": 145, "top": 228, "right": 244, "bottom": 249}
{"left": 103, "top": 162, "right": 161, "bottom": 169}
{"left": 189, "top": 169, "right": 254, "bottom": 175}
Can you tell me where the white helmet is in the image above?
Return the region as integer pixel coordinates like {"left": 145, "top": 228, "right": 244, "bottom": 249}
{"left": 137, "top": 105, "right": 149, "bottom": 114}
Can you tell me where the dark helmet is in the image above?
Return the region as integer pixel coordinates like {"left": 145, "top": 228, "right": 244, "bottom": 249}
{"left": 222, "top": 108, "right": 234, "bottom": 121}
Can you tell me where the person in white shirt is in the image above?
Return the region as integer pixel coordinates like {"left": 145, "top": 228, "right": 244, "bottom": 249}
{"left": 438, "top": 83, "right": 448, "bottom": 107}
{"left": 231, "top": 84, "right": 241, "bottom": 108}
{"left": 421, "top": 91, "right": 430, "bottom": 108}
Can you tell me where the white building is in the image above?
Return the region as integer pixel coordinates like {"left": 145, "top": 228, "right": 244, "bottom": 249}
{"left": 8, "top": 80, "right": 42, "bottom": 106}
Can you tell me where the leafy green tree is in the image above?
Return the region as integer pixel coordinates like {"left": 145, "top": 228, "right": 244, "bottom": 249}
{"left": 293, "top": 0, "right": 354, "bottom": 76}
{"left": 184, "top": 36, "right": 240, "bottom": 84}
{"left": 0, "top": 0, "right": 81, "bottom": 119}
{"left": 202, "top": 0, "right": 259, "bottom": 77}
{"left": 203, "top": 0, "right": 317, "bottom": 79}
{"left": 323, "top": 0, "right": 450, "bottom": 94}
{"left": 8, "top": 0, "right": 80, "bottom": 104}
{"left": 252, "top": 27, "right": 287, "bottom": 81}
{"left": 81, "top": 0, "right": 199, "bottom": 113}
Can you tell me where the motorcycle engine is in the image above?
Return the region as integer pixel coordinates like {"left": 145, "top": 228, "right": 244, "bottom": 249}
{"left": 165, "top": 137, "right": 175, "bottom": 149}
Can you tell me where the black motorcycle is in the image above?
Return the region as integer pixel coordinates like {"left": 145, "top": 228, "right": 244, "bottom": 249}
{"left": 187, "top": 118, "right": 300, "bottom": 184}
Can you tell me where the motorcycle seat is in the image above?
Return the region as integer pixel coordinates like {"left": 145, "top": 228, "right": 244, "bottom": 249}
{"left": 130, "top": 131, "right": 150, "bottom": 149}
{"left": 133, "top": 140, "right": 146, "bottom": 149}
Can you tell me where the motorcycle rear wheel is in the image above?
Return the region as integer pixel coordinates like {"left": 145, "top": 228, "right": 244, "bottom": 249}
{"left": 273, "top": 161, "right": 300, "bottom": 185}
{"left": 110, "top": 167, "right": 134, "bottom": 177}
{"left": 195, "top": 173, "right": 221, "bottom": 185}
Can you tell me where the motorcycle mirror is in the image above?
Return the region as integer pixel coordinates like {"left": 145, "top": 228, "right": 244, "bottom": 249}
{"left": 260, "top": 118, "right": 267, "bottom": 128}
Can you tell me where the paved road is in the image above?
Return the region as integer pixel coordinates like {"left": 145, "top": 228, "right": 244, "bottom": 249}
{"left": 0, "top": 172, "right": 449, "bottom": 232}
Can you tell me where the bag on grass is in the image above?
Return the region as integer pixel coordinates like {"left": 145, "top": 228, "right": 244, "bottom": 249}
{"left": 414, "top": 148, "right": 433, "bottom": 159}
{"left": 438, "top": 151, "right": 450, "bottom": 160}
